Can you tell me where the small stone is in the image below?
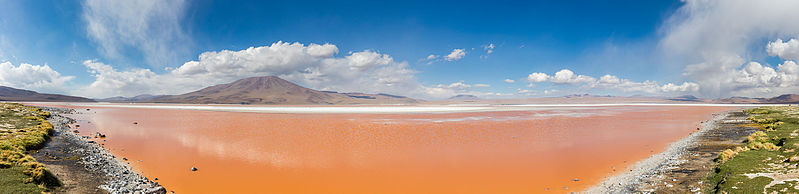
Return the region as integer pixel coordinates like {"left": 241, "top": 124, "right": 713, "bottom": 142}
{"left": 123, "top": 158, "right": 128, "bottom": 161}
{"left": 572, "top": 178, "right": 579, "bottom": 182}
{"left": 133, "top": 122, "right": 138, "bottom": 124}
{"left": 154, "top": 178, "right": 158, "bottom": 181}
{"left": 73, "top": 130, "right": 79, "bottom": 133}
{"left": 191, "top": 167, "right": 198, "bottom": 171}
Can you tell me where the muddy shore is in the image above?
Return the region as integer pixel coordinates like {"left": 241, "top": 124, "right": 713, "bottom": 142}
{"left": 31, "top": 107, "right": 166, "bottom": 193}
{"left": 586, "top": 109, "right": 758, "bottom": 193}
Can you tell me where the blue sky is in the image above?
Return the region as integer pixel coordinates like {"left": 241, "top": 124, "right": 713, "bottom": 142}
{"left": 1, "top": 0, "right": 799, "bottom": 99}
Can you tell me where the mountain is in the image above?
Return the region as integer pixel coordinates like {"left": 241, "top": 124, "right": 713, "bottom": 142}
{"left": 563, "top": 94, "right": 614, "bottom": 98}
{"left": 714, "top": 94, "right": 799, "bottom": 104}
{"left": 448, "top": 94, "right": 479, "bottom": 100}
{"left": 765, "top": 94, "right": 799, "bottom": 103}
{"left": 668, "top": 95, "right": 709, "bottom": 102}
{"left": 0, "top": 86, "right": 94, "bottom": 102}
{"left": 148, "top": 76, "right": 418, "bottom": 104}
{"left": 99, "top": 94, "right": 167, "bottom": 102}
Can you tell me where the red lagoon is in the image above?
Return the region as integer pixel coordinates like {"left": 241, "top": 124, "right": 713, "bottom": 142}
{"left": 33, "top": 104, "right": 732, "bottom": 193}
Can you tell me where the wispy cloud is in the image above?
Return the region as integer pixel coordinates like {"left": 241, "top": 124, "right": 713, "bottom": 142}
{"left": 82, "top": 0, "right": 191, "bottom": 67}
{"left": 481, "top": 43, "right": 495, "bottom": 59}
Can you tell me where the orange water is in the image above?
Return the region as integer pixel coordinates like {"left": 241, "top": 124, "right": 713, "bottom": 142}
{"left": 34, "top": 104, "right": 732, "bottom": 193}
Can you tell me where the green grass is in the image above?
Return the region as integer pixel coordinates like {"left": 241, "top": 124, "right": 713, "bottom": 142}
{"left": 705, "top": 106, "right": 799, "bottom": 193}
{"left": 0, "top": 103, "right": 59, "bottom": 192}
{"left": 0, "top": 166, "right": 45, "bottom": 193}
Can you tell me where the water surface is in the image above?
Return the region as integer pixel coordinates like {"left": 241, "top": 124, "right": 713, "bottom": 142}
{"left": 34, "top": 104, "right": 733, "bottom": 193}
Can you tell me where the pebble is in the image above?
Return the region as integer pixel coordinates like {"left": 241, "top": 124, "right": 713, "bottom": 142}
{"left": 41, "top": 107, "right": 164, "bottom": 194}
{"left": 191, "top": 167, "right": 198, "bottom": 171}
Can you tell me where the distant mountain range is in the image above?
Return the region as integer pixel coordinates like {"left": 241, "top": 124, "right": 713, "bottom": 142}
{"left": 2, "top": 77, "right": 799, "bottom": 105}
{"left": 133, "top": 76, "right": 419, "bottom": 104}
{"left": 448, "top": 94, "right": 480, "bottom": 100}
{"left": 0, "top": 86, "right": 94, "bottom": 102}
{"left": 713, "top": 94, "right": 799, "bottom": 104}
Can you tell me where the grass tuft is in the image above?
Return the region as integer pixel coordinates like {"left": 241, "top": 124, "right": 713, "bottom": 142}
{"left": 0, "top": 103, "right": 60, "bottom": 190}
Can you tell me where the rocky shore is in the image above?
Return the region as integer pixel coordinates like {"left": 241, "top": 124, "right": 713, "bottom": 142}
{"left": 32, "top": 107, "right": 166, "bottom": 194}
{"left": 585, "top": 109, "right": 758, "bottom": 193}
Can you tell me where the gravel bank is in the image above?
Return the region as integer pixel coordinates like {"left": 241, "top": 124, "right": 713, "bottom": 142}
{"left": 584, "top": 111, "right": 731, "bottom": 193}
{"left": 39, "top": 106, "right": 166, "bottom": 194}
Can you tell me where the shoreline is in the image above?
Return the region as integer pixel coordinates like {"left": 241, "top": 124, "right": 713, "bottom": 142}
{"left": 33, "top": 106, "right": 166, "bottom": 193}
{"left": 586, "top": 109, "right": 757, "bottom": 192}
{"left": 26, "top": 102, "right": 786, "bottom": 114}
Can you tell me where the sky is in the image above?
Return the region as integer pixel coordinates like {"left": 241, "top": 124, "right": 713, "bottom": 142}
{"left": 1, "top": 0, "right": 799, "bottom": 100}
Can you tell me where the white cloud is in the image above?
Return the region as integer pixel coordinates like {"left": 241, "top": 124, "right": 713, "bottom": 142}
{"left": 0, "top": 62, "right": 74, "bottom": 93}
{"left": 526, "top": 72, "right": 550, "bottom": 83}
{"left": 503, "top": 79, "right": 515, "bottom": 83}
{"left": 484, "top": 44, "right": 495, "bottom": 54}
{"left": 426, "top": 54, "right": 438, "bottom": 60}
{"left": 550, "top": 69, "right": 596, "bottom": 84}
{"left": 445, "top": 49, "right": 466, "bottom": 61}
{"left": 78, "top": 60, "right": 161, "bottom": 97}
{"left": 473, "top": 84, "right": 490, "bottom": 88}
{"left": 516, "top": 88, "right": 534, "bottom": 94}
{"left": 592, "top": 74, "right": 699, "bottom": 94}
{"left": 767, "top": 39, "right": 799, "bottom": 60}
{"left": 661, "top": 0, "right": 799, "bottom": 97}
{"left": 82, "top": 0, "right": 190, "bottom": 67}
{"left": 524, "top": 69, "right": 699, "bottom": 95}
{"left": 526, "top": 69, "right": 596, "bottom": 85}
{"left": 481, "top": 43, "right": 495, "bottom": 59}
{"left": 74, "top": 41, "right": 473, "bottom": 99}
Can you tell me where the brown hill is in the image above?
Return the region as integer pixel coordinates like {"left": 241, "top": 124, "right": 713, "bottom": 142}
{"left": 149, "top": 76, "right": 418, "bottom": 104}
{"left": 0, "top": 86, "right": 94, "bottom": 102}
{"left": 765, "top": 94, "right": 799, "bottom": 103}
{"left": 714, "top": 94, "right": 799, "bottom": 104}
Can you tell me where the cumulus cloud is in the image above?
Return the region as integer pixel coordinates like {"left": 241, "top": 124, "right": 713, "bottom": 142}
{"left": 524, "top": 69, "right": 699, "bottom": 95}
{"left": 661, "top": 0, "right": 799, "bottom": 97}
{"left": 74, "top": 41, "right": 480, "bottom": 99}
{"left": 0, "top": 62, "right": 74, "bottom": 93}
{"left": 445, "top": 49, "right": 466, "bottom": 61}
{"left": 526, "top": 72, "right": 550, "bottom": 83}
{"left": 82, "top": 0, "right": 190, "bottom": 67}
{"left": 503, "top": 79, "right": 515, "bottom": 83}
{"left": 767, "top": 39, "right": 799, "bottom": 60}
{"left": 592, "top": 74, "right": 699, "bottom": 93}
{"left": 526, "top": 69, "right": 595, "bottom": 84}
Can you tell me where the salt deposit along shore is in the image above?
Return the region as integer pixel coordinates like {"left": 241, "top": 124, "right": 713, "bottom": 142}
{"left": 29, "top": 102, "right": 790, "bottom": 114}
